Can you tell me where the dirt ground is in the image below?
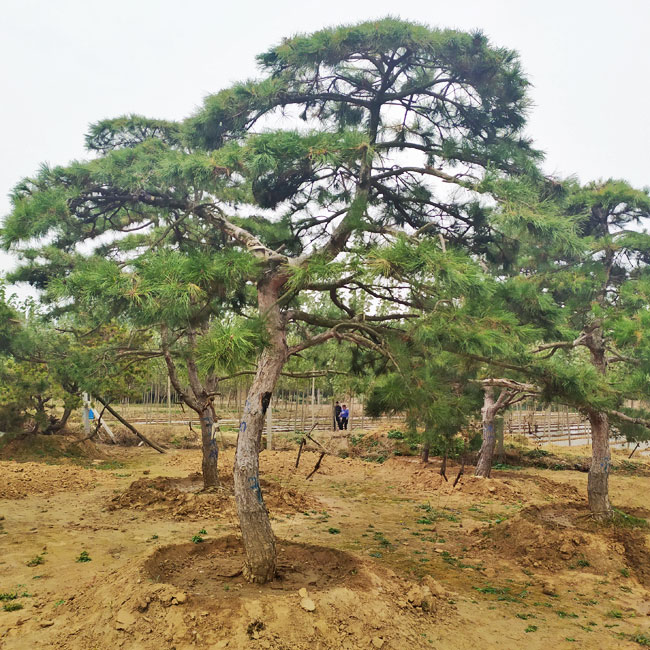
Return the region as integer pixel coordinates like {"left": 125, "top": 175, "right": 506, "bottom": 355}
{"left": 1, "top": 433, "right": 649, "bottom": 649}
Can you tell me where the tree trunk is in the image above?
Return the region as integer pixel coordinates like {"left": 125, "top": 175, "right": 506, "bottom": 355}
{"left": 46, "top": 405, "right": 73, "bottom": 434}
{"left": 585, "top": 323, "right": 613, "bottom": 520}
{"left": 475, "top": 387, "right": 497, "bottom": 478}
{"left": 233, "top": 279, "right": 287, "bottom": 583}
{"left": 161, "top": 325, "right": 220, "bottom": 489}
{"left": 587, "top": 409, "right": 611, "bottom": 519}
{"left": 421, "top": 441, "right": 430, "bottom": 463}
{"left": 440, "top": 451, "right": 448, "bottom": 478}
{"left": 200, "top": 404, "right": 219, "bottom": 489}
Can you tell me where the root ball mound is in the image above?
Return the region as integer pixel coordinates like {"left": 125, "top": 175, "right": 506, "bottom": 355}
{"left": 108, "top": 472, "right": 317, "bottom": 520}
{"left": 377, "top": 457, "right": 583, "bottom": 503}
{"left": 46, "top": 535, "right": 454, "bottom": 650}
{"left": 477, "top": 502, "right": 650, "bottom": 583}
{"left": 145, "top": 535, "right": 369, "bottom": 595}
{"left": 0, "top": 433, "right": 104, "bottom": 462}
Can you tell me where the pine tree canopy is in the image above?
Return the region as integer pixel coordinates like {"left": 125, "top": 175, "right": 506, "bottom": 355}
{"left": 1, "top": 18, "right": 558, "bottom": 385}
{"left": 7, "top": 17, "right": 643, "bottom": 443}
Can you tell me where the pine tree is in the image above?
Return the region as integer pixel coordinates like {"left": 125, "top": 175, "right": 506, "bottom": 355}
{"left": 539, "top": 180, "right": 650, "bottom": 519}
{"left": 2, "top": 19, "right": 541, "bottom": 582}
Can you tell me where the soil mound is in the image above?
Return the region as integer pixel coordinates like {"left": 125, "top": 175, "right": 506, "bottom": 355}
{"left": 108, "top": 472, "right": 317, "bottom": 520}
{"left": 0, "top": 433, "right": 104, "bottom": 462}
{"left": 377, "top": 457, "right": 583, "bottom": 503}
{"left": 145, "top": 535, "right": 368, "bottom": 595}
{"left": 45, "top": 536, "right": 454, "bottom": 650}
{"left": 0, "top": 460, "right": 100, "bottom": 499}
{"left": 477, "top": 502, "right": 650, "bottom": 584}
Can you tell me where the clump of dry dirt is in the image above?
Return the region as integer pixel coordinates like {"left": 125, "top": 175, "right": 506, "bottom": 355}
{"left": 611, "top": 526, "right": 650, "bottom": 588}
{"left": 108, "top": 472, "right": 318, "bottom": 520}
{"left": 476, "top": 502, "right": 650, "bottom": 583}
{"left": 0, "top": 461, "right": 100, "bottom": 499}
{"left": 47, "top": 535, "right": 455, "bottom": 650}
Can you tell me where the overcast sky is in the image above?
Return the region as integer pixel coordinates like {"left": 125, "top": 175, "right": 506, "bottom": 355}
{"left": 1, "top": 0, "right": 649, "bottom": 292}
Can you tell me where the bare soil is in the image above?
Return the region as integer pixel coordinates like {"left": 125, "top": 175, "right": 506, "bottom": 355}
{"left": 108, "top": 472, "right": 318, "bottom": 521}
{"left": 1, "top": 435, "right": 649, "bottom": 649}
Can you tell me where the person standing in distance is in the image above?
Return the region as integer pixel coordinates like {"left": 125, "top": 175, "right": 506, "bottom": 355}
{"left": 340, "top": 404, "right": 349, "bottom": 430}
{"left": 334, "top": 401, "right": 342, "bottom": 430}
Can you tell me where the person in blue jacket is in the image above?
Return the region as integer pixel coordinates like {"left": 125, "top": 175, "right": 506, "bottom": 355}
{"left": 339, "top": 404, "right": 349, "bottom": 430}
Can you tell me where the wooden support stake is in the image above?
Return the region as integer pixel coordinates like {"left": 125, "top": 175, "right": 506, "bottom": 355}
{"left": 93, "top": 406, "right": 117, "bottom": 443}
{"left": 295, "top": 438, "right": 305, "bottom": 468}
{"left": 295, "top": 424, "right": 318, "bottom": 468}
{"left": 306, "top": 452, "right": 326, "bottom": 480}
{"left": 453, "top": 457, "right": 466, "bottom": 488}
{"left": 95, "top": 397, "right": 166, "bottom": 453}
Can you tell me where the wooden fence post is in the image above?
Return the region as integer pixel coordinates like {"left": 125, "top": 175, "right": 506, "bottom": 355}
{"left": 266, "top": 404, "right": 273, "bottom": 451}
{"left": 167, "top": 376, "right": 172, "bottom": 425}
{"left": 82, "top": 392, "right": 90, "bottom": 435}
{"left": 311, "top": 375, "right": 316, "bottom": 430}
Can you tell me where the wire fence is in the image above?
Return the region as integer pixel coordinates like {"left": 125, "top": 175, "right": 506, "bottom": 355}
{"left": 504, "top": 404, "right": 650, "bottom": 453}
{"left": 100, "top": 391, "right": 401, "bottom": 435}
{"left": 88, "top": 386, "right": 650, "bottom": 454}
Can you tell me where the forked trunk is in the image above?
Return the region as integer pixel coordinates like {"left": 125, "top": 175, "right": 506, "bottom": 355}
{"left": 161, "top": 326, "right": 220, "bottom": 489}
{"left": 475, "top": 387, "right": 497, "bottom": 478}
{"left": 200, "top": 405, "right": 219, "bottom": 489}
{"left": 233, "top": 278, "right": 287, "bottom": 583}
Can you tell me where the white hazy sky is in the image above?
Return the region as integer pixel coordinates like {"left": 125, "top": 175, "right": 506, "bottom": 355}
{"left": 1, "top": 0, "right": 649, "bottom": 289}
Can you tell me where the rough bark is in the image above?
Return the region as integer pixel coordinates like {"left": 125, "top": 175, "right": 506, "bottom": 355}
{"left": 185, "top": 330, "right": 219, "bottom": 489}
{"left": 475, "top": 387, "right": 498, "bottom": 478}
{"left": 586, "top": 409, "right": 611, "bottom": 519}
{"left": 421, "top": 441, "right": 430, "bottom": 463}
{"left": 234, "top": 277, "right": 287, "bottom": 583}
{"left": 585, "top": 322, "right": 613, "bottom": 520}
{"left": 582, "top": 204, "right": 614, "bottom": 520}
{"left": 200, "top": 404, "right": 219, "bottom": 489}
